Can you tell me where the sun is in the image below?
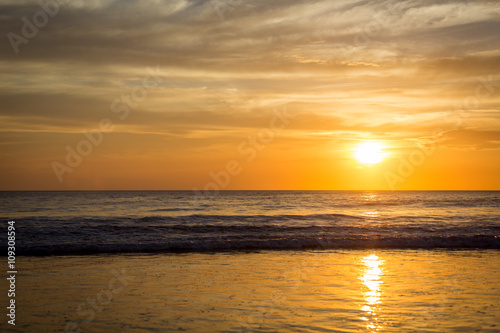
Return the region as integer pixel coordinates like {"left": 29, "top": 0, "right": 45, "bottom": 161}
{"left": 353, "top": 142, "right": 389, "bottom": 165}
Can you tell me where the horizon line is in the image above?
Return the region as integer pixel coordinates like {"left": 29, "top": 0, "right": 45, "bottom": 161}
{"left": 1, "top": 189, "right": 499, "bottom": 192}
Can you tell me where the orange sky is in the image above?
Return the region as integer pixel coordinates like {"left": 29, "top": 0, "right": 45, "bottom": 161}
{"left": 1, "top": 0, "right": 499, "bottom": 190}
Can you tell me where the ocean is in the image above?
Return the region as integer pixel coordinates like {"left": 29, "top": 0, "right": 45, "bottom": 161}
{"left": 2, "top": 191, "right": 500, "bottom": 332}
{"left": 1, "top": 191, "right": 499, "bottom": 255}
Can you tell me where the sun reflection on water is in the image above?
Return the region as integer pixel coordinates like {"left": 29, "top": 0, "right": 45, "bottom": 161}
{"left": 360, "top": 192, "right": 380, "bottom": 220}
{"left": 361, "top": 211, "right": 380, "bottom": 218}
{"left": 360, "top": 254, "right": 384, "bottom": 331}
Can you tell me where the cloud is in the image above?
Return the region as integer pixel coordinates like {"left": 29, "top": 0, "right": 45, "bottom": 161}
{"left": 0, "top": 0, "right": 499, "bottom": 189}
{"left": 441, "top": 129, "right": 500, "bottom": 150}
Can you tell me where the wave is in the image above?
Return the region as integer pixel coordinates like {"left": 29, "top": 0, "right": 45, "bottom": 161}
{"left": 149, "top": 208, "right": 207, "bottom": 212}
{"left": 5, "top": 212, "right": 500, "bottom": 256}
{"left": 6, "top": 213, "right": 364, "bottom": 227}
{"left": 10, "top": 235, "right": 500, "bottom": 256}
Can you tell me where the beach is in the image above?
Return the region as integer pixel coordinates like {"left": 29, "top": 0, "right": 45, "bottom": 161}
{"left": 5, "top": 250, "right": 500, "bottom": 332}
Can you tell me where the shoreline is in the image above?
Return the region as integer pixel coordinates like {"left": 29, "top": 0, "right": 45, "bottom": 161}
{"left": 9, "top": 246, "right": 500, "bottom": 257}
{"left": 7, "top": 249, "right": 500, "bottom": 332}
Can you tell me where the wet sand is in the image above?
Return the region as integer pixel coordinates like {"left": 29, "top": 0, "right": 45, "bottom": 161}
{"left": 5, "top": 250, "right": 500, "bottom": 332}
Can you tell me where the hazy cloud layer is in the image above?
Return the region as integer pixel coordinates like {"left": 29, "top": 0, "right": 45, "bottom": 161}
{"left": 0, "top": 0, "right": 499, "bottom": 189}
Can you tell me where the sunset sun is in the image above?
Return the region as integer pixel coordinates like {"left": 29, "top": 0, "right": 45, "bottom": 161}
{"left": 353, "top": 142, "right": 389, "bottom": 165}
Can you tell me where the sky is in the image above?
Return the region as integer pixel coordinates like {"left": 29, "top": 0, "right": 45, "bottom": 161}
{"left": 0, "top": 0, "right": 499, "bottom": 190}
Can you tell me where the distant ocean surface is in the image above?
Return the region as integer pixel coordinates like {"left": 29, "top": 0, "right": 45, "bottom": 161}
{"left": 1, "top": 191, "right": 499, "bottom": 255}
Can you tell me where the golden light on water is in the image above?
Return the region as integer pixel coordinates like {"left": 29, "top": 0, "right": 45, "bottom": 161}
{"left": 360, "top": 254, "right": 384, "bottom": 331}
{"left": 361, "top": 211, "right": 380, "bottom": 219}
{"left": 361, "top": 192, "right": 380, "bottom": 219}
